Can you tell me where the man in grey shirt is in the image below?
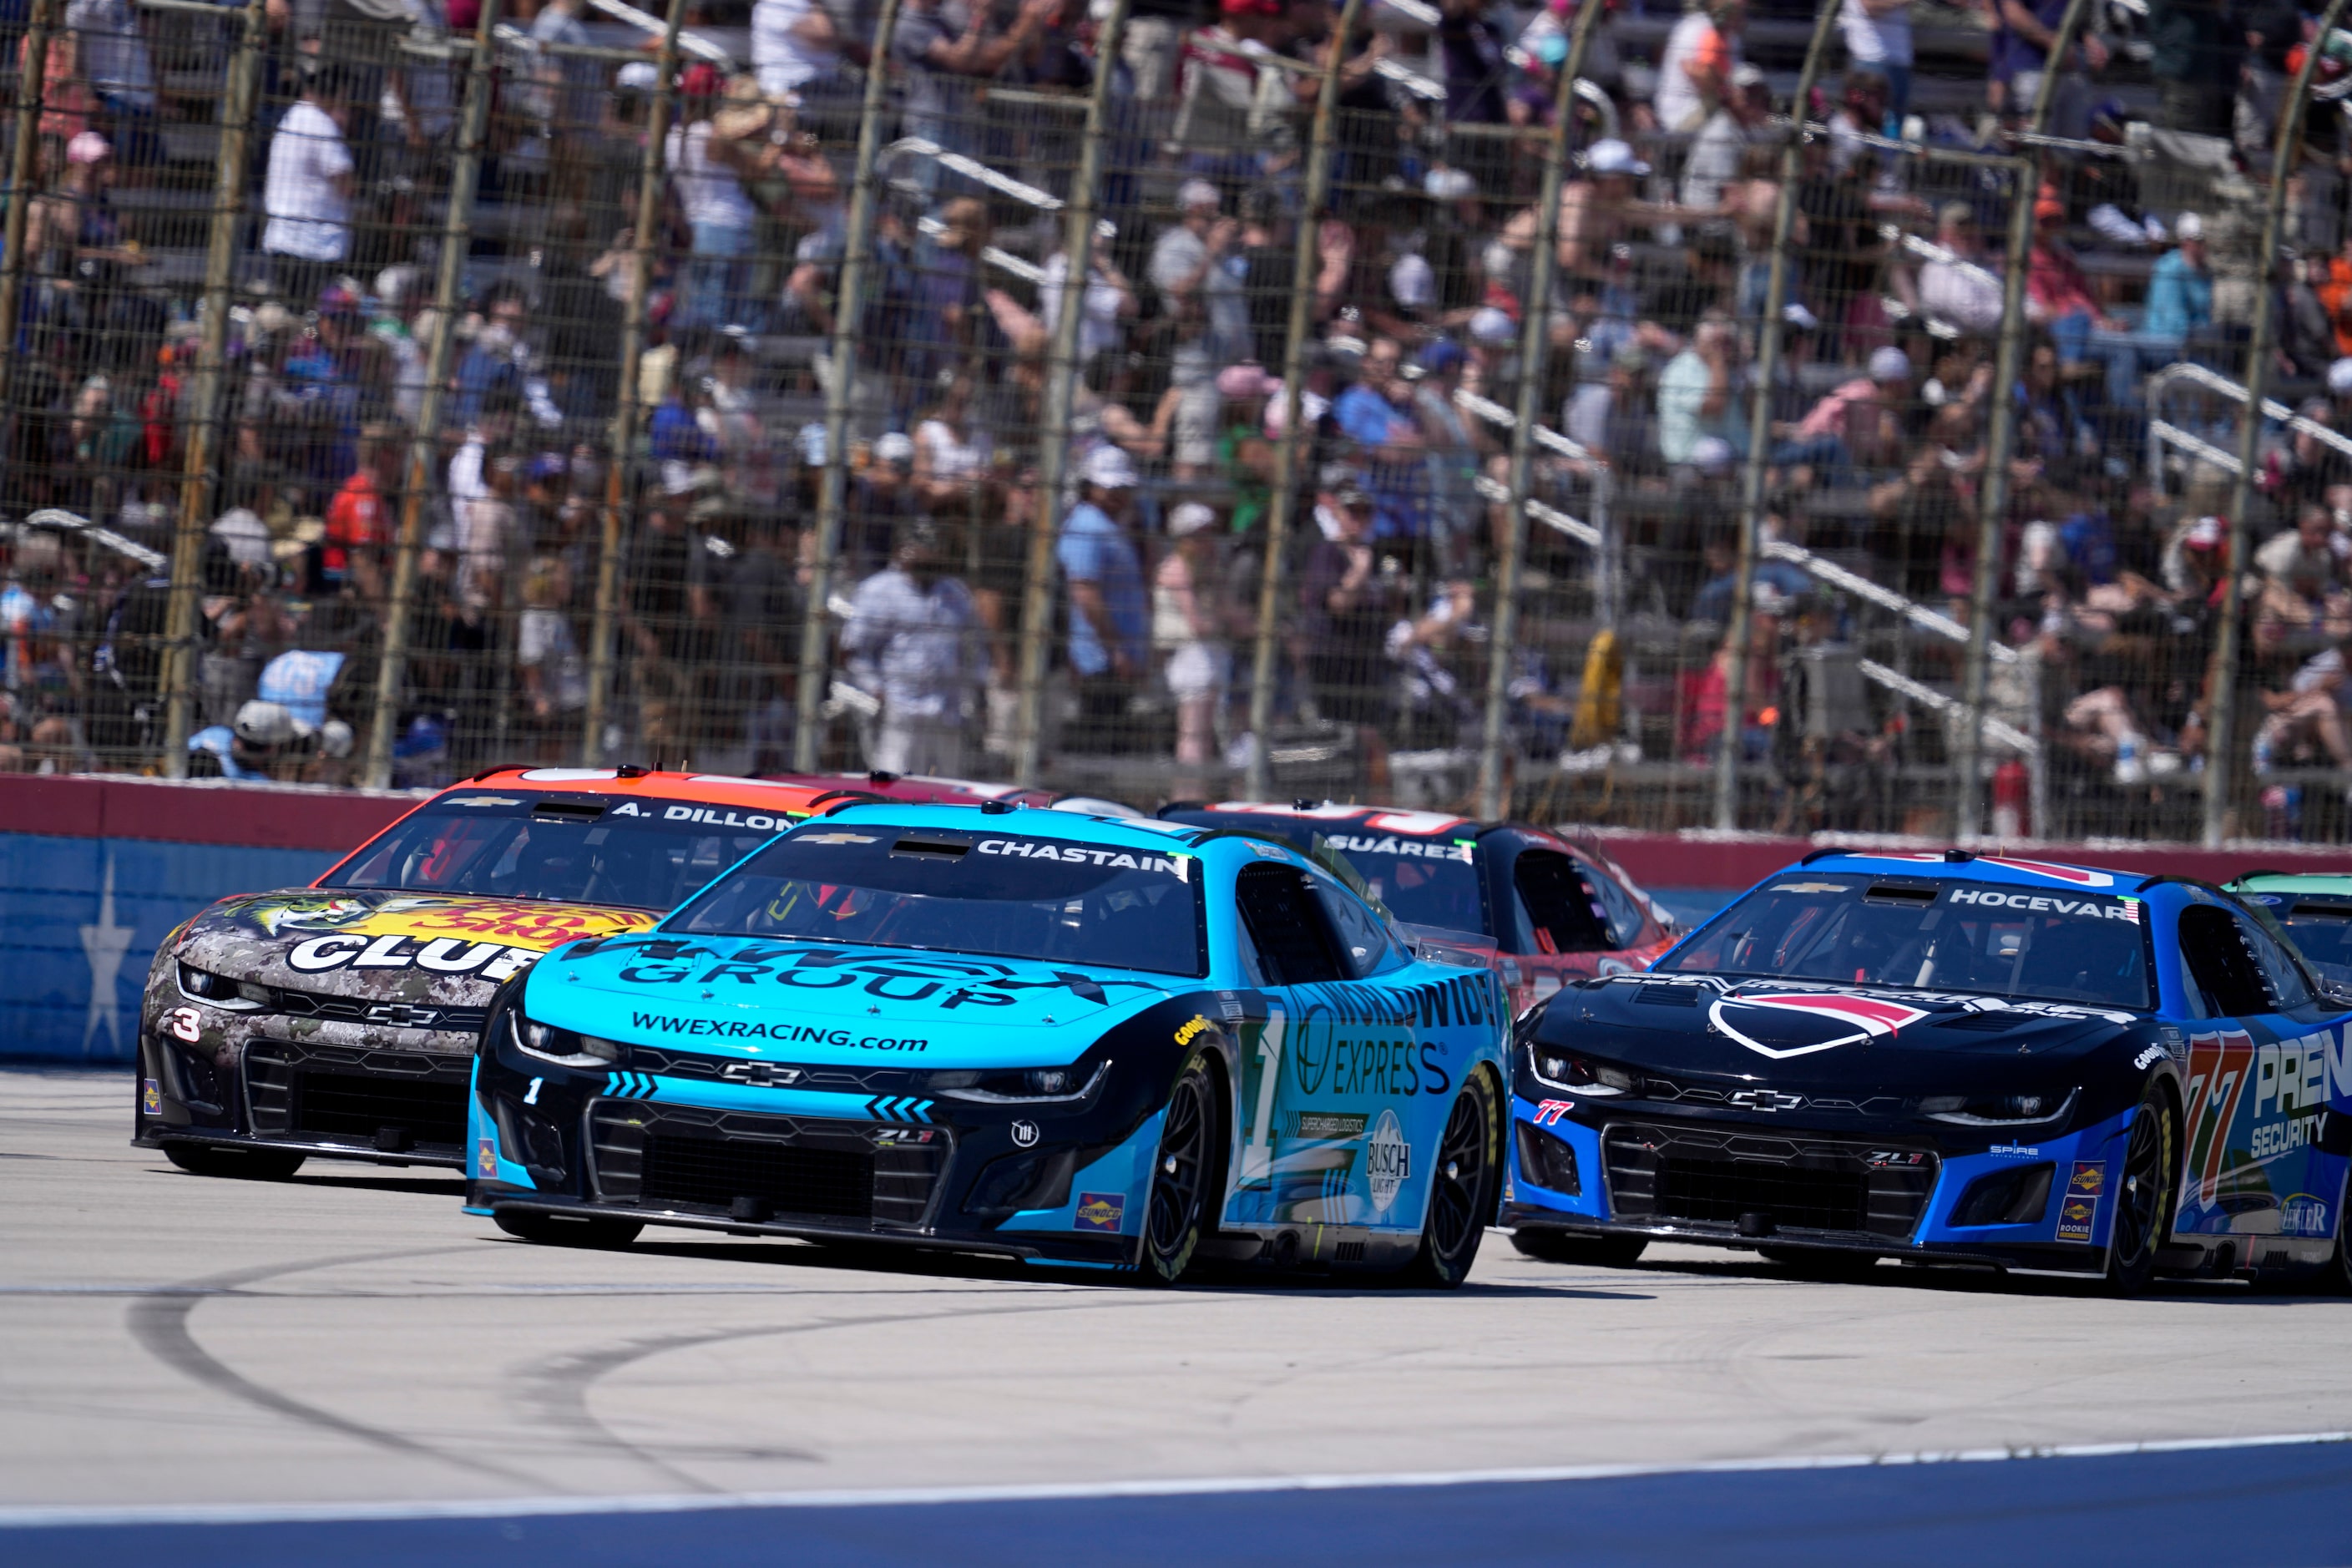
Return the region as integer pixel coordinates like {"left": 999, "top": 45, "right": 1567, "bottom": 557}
{"left": 842, "top": 519, "right": 982, "bottom": 774}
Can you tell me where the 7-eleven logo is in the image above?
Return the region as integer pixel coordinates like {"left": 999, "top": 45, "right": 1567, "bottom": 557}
{"left": 2183, "top": 1029, "right": 2255, "bottom": 1209}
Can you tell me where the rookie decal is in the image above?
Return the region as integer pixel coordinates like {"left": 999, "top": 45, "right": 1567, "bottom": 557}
{"left": 1074, "top": 1191, "right": 1125, "bottom": 1232}
{"left": 626, "top": 1012, "right": 928, "bottom": 1051}
{"left": 1708, "top": 992, "right": 1930, "bottom": 1060}
{"left": 141, "top": 1079, "right": 161, "bottom": 1115}
{"left": 1365, "top": 1109, "right": 1411, "bottom": 1216}
{"left": 2056, "top": 1161, "right": 2105, "bottom": 1242}
{"left": 1945, "top": 888, "right": 2137, "bottom": 919}
{"left": 975, "top": 840, "right": 1186, "bottom": 877}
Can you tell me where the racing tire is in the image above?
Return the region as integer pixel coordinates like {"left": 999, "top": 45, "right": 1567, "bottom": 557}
{"left": 1757, "top": 1246, "right": 1881, "bottom": 1280}
{"left": 1137, "top": 1049, "right": 1224, "bottom": 1286}
{"left": 2104, "top": 1084, "right": 2177, "bottom": 1297}
{"left": 1510, "top": 1229, "right": 1649, "bottom": 1268}
{"left": 1400, "top": 1070, "right": 1502, "bottom": 1289}
{"left": 163, "top": 1143, "right": 306, "bottom": 1181}
{"left": 493, "top": 1211, "right": 643, "bottom": 1250}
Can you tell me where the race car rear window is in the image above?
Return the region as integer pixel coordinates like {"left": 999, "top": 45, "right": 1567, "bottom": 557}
{"left": 1657, "top": 877, "right": 2153, "bottom": 1009}
{"left": 667, "top": 830, "right": 1208, "bottom": 978}
{"left": 321, "top": 797, "right": 792, "bottom": 911}
{"left": 1165, "top": 813, "right": 1490, "bottom": 937}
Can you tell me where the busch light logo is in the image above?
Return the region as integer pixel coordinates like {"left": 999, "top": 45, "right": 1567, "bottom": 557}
{"left": 1365, "top": 1109, "right": 1410, "bottom": 1216}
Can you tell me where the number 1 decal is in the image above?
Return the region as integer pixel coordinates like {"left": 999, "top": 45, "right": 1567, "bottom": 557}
{"left": 1238, "top": 1004, "right": 1285, "bottom": 1187}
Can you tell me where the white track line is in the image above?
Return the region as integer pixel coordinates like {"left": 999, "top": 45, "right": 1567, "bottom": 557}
{"left": 4, "top": 1430, "right": 2349, "bottom": 1530}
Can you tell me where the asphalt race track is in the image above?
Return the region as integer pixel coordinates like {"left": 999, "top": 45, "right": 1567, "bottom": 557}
{"left": 7, "top": 1066, "right": 2352, "bottom": 1565}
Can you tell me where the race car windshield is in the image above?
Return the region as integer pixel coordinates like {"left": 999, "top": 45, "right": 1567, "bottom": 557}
{"left": 669, "top": 830, "right": 1207, "bottom": 977}
{"left": 321, "top": 797, "right": 792, "bottom": 911}
{"left": 2273, "top": 899, "right": 2352, "bottom": 988}
{"left": 1162, "top": 815, "right": 1486, "bottom": 935}
{"left": 1658, "top": 877, "right": 2153, "bottom": 1009}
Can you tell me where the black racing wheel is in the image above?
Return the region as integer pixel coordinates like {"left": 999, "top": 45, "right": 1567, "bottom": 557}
{"left": 1512, "top": 1229, "right": 1649, "bottom": 1268}
{"left": 2105, "top": 1083, "right": 2177, "bottom": 1295}
{"left": 1401, "top": 1070, "right": 1501, "bottom": 1288}
{"left": 163, "top": 1143, "right": 306, "bottom": 1180}
{"left": 493, "top": 1211, "right": 643, "bottom": 1249}
{"left": 1138, "top": 1049, "right": 1223, "bottom": 1285}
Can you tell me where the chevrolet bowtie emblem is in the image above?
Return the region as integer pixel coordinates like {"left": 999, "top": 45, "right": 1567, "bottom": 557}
{"left": 1728, "top": 1089, "right": 1805, "bottom": 1112}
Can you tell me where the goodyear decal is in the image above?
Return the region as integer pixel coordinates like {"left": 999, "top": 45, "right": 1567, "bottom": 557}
{"left": 1174, "top": 1014, "right": 1212, "bottom": 1046}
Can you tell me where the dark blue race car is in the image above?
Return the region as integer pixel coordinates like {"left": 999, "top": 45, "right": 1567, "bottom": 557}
{"left": 1503, "top": 852, "right": 2352, "bottom": 1292}
{"left": 464, "top": 803, "right": 1511, "bottom": 1284}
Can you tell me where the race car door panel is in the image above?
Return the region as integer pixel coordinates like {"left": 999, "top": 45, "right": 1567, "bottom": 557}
{"left": 1225, "top": 861, "right": 1429, "bottom": 1232}
{"left": 2175, "top": 903, "right": 2345, "bottom": 1247}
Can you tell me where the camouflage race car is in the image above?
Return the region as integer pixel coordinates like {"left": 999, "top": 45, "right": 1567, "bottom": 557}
{"left": 134, "top": 769, "right": 831, "bottom": 1177}
{"left": 1156, "top": 802, "right": 1677, "bottom": 1018}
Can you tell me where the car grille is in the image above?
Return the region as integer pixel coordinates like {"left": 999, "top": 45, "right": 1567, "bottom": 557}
{"left": 245, "top": 1041, "right": 471, "bottom": 1149}
{"left": 619, "top": 1045, "right": 928, "bottom": 1095}
{"left": 1602, "top": 1121, "right": 1935, "bottom": 1242}
{"left": 588, "top": 1100, "right": 946, "bottom": 1228}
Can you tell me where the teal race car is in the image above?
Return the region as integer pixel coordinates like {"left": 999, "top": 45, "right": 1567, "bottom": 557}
{"left": 463, "top": 802, "right": 1511, "bottom": 1284}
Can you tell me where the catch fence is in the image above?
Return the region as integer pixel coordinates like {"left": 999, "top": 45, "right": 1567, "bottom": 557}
{"left": 1, "top": 0, "right": 2347, "bottom": 845}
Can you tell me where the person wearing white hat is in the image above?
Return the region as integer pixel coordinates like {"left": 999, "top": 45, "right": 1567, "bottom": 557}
{"left": 1060, "top": 444, "right": 1150, "bottom": 746}
{"left": 1149, "top": 179, "right": 1238, "bottom": 319}
{"left": 2085, "top": 211, "right": 2210, "bottom": 407}
{"left": 1153, "top": 502, "right": 1232, "bottom": 772}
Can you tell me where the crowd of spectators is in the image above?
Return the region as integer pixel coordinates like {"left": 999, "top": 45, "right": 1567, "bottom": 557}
{"left": 5, "top": 0, "right": 2352, "bottom": 836}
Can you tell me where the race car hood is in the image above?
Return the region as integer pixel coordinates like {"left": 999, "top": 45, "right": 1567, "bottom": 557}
{"left": 530, "top": 934, "right": 1191, "bottom": 1066}
{"left": 1541, "top": 975, "right": 2143, "bottom": 1095}
{"left": 172, "top": 888, "right": 663, "bottom": 1000}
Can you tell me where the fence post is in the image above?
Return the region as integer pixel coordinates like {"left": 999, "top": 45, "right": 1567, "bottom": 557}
{"left": 357, "top": 0, "right": 503, "bottom": 787}
{"left": 1240, "top": 0, "right": 1362, "bottom": 802}
{"left": 1953, "top": 0, "right": 2090, "bottom": 840}
{"left": 0, "top": 0, "right": 55, "bottom": 427}
{"left": 576, "top": 0, "right": 688, "bottom": 768}
{"left": 792, "top": 0, "right": 907, "bottom": 774}
{"left": 1714, "top": 0, "right": 1840, "bottom": 831}
{"left": 154, "top": 0, "right": 266, "bottom": 777}
{"left": 1010, "top": 0, "right": 1129, "bottom": 787}
{"left": 2207, "top": 0, "right": 2348, "bottom": 846}
{"left": 1473, "top": 0, "right": 1602, "bottom": 821}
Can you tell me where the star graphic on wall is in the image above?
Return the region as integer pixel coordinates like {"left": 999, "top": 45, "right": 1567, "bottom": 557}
{"left": 80, "top": 855, "right": 134, "bottom": 1055}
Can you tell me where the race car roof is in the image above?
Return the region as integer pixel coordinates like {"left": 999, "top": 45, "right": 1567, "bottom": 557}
{"left": 1794, "top": 850, "right": 2137, "bottom": 892}
{"left": 437, "top": 768, "right": 838, "bottom": 812}
{"left": 2228, "top": 870, "right": 2352, "bottom": 896}
{"left": 764, "top": 771, "right": 1144, "bottom": 817}
{"left": 1161, "top": 802, "right": 1484, "bottom": 838}
{"left": 811, "top": 800, "right": 1209, "bottom": 852}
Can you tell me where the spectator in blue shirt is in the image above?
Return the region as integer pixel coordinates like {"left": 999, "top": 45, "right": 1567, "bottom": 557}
{"left": 1333, "top": 336, "right": 1429, "bottom": 539}
{"left": 1059, "top": 445, "right": 1151, "bottom": 749}
{"left": 2087, "top": 213, "right": 2208, "bottom": 407}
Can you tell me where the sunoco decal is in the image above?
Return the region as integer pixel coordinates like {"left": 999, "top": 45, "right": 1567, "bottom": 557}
{"left": 2056, "top": 1161, "right": 2105, "bottom": 1242}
